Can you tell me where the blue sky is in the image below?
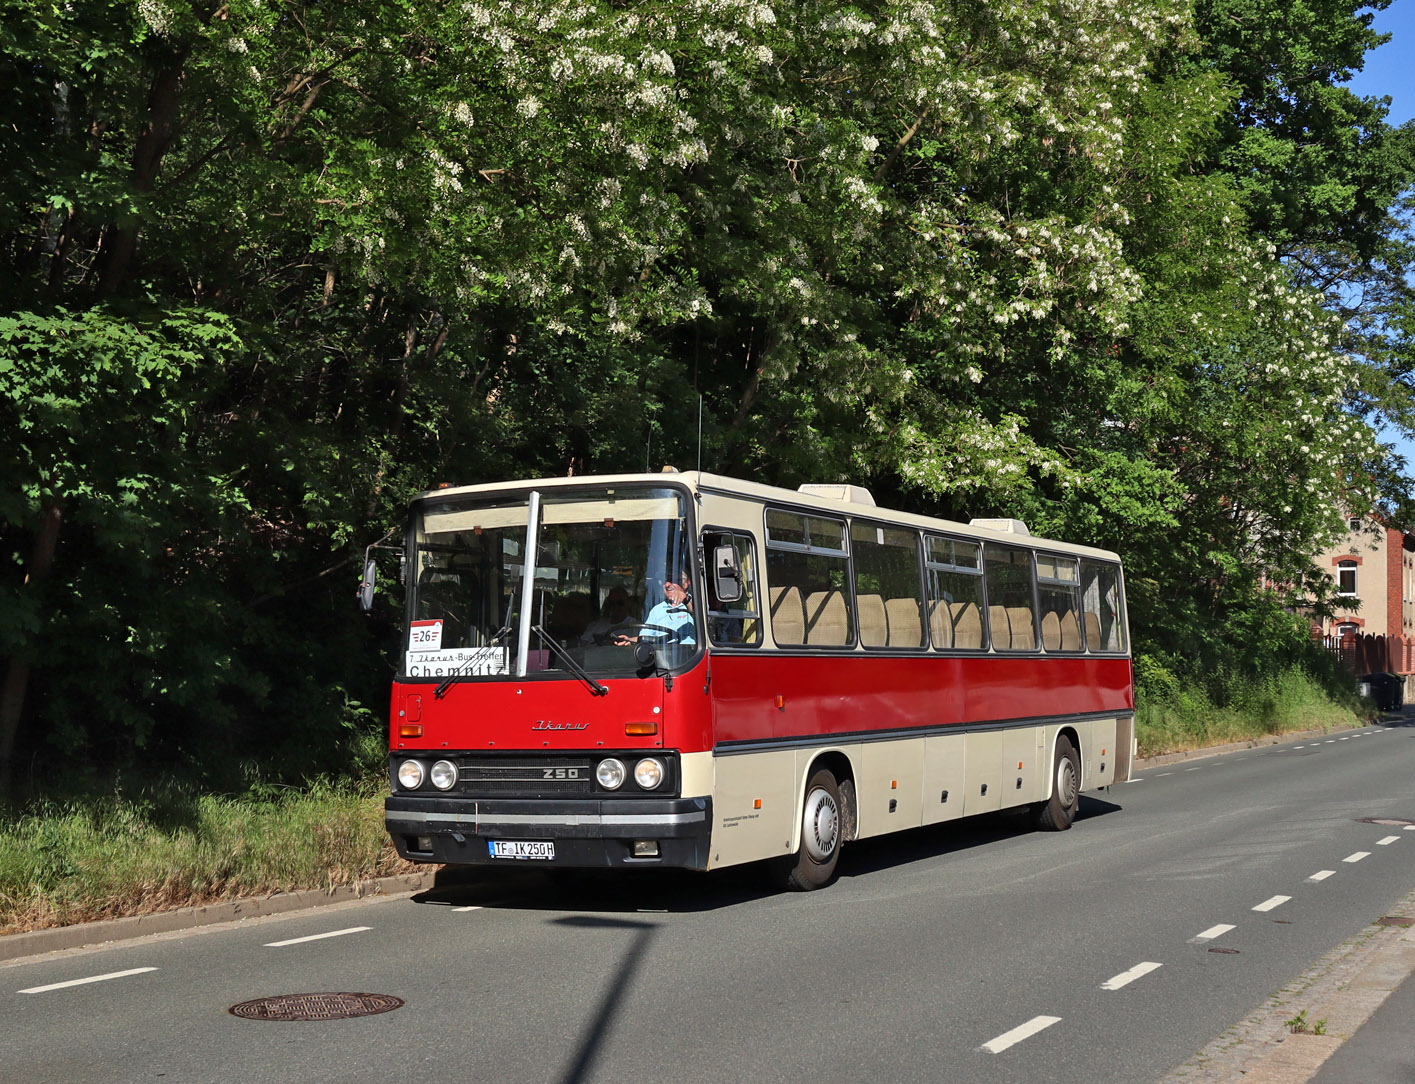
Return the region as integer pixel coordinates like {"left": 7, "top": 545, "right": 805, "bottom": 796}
{"left": 1346, "top": 3, "right": 1415, "bottom": 472}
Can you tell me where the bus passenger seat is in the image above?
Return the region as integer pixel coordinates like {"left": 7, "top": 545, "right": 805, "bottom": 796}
{"left": 929, "top": 600, "right": 953, "bottom": 649}
{"left": 988, "top": 605, "right": 1011, "bottom": 650}
{"left": 805, "top": 590, "right": 849, "bottom": 646}
{"left": 1007, "top": 606, "right": 1035, "bottom": 650}
{"left": 858, "top": 593, "right": 888, "bottom": 648}
{"left": 770, "top": 586, "right": 806, "bottom": 645}
{"left": 1059, "top": 611, "right": 1081, "bottom": 650}
{"left": 1042, "top": 612, "right": 1062, "bottom": 651}
{"left": 1084, "top": 611, "right": 1103, "bottom": 650}
{"left": 952, "top": 602, "right": 983, "bottom": 649}
{"left": 885, "top": 598, "right": 922, "bottom": 647}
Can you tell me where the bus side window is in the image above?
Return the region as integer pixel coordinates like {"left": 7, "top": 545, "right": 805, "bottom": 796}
{"left": 703, "top": 531, "right": 763, "bottom": 647}
{"left": 1081, "top": 560, "right": 1127, "bottom": 652}
{"left": 925, "top": 536, "right": 985, "bottom": 651}
{"left": 985, "top": 544, "right": 1038, "bottom": 653}
{"left": 765, "top": 509, "right": 853, "bottom": 648}
{"left": 1037, "top": 554, "right": 1082, "bottom": 653}
{"left": 852, "top": 521, "right": 925, "bottom": 649}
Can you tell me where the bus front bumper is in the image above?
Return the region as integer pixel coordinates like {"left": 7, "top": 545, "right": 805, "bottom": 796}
{"left": 384, "top": 795, "right": 712, "bottom": 869}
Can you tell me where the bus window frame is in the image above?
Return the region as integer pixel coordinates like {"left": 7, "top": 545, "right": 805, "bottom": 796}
{"left": 701, "top": 525, "right": 764, "bottom": 650}
{"left": 763, "top": 505, "right": 856, "bottom": 650}
{"left": 850, "top": 519, "right": 928, "bottom": 653}
{"left": 923, "top": 533, "right": 991, "bottom": 653}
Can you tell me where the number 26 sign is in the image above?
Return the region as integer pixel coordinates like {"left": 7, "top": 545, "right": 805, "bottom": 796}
{"left": 409, "top": 620, "right": 443, "bottom": 651}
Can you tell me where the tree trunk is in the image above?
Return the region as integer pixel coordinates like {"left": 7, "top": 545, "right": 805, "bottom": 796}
{"left": 0, "top": 500, "right": 65, "bottom": 797}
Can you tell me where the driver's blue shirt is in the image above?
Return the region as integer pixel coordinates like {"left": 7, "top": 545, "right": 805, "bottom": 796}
{"left": 642, "top": 600, "right": 696, "bottom": 645}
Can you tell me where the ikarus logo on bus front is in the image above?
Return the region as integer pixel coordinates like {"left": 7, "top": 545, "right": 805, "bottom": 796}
{"left": 530, "top": 721, "right": 589, "bottom": 731}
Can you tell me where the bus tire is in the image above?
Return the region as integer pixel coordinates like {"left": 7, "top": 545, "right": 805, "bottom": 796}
{"left": 772, "top": 767, "right": 843, "bottom": 890}
{"left": 1036, "top": 735, "right": 1080, "bottom": 831}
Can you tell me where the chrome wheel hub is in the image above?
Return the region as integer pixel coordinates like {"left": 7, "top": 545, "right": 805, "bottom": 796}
{"left": 802, "top": 787, "right": 839, "bottom": 862}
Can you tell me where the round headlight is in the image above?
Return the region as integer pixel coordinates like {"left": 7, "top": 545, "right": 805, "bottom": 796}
{"left": 596, "top": 758, "right": 626, "bottom": 789}
{"left": 634, "top": 757, "right": 665, "bottom": 790}
{"left": 430, "top": 759, "right": 459, "bottom": 790}
{"left": 397, "top": 759, "right": 425, "bottom": 789}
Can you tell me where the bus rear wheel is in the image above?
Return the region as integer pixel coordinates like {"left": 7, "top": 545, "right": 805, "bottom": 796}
{"left": 771, "top": 767, "right": 842, "bottom": 891}
{"left": 1036, "top": 735, "right": 1080, "bottom": 831}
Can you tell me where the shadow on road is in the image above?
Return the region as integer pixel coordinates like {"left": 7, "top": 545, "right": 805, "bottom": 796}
{"left": 409, "top": 793, "right": 1125, "bottom": 915}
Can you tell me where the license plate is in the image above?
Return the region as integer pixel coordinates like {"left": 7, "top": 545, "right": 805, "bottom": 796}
{"left": 488, "top": 840, "right": 555, "bottom": 860}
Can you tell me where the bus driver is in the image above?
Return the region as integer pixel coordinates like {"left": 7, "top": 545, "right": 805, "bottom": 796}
{"left": 614, "top": 572, "right": 695, "bottom": 646}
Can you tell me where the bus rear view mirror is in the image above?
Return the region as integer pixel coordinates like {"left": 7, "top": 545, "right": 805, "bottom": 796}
{"left": 358, "top": 557, "right": 377, "bottom": 612}
{"left": 713, "top": 544, "right": 742, "bottom": 603}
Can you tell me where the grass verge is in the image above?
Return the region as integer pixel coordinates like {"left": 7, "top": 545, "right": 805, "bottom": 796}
{"left": 1135, "top": 662, "right": 1369, "bottom": 758}
{"left": 0, "top": 779, "right": 419, "bottom": 935}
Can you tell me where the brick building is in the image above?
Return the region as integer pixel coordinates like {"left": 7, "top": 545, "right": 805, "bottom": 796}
{"left": 1312, "top": 513, "right": 1415, "bottom": 685}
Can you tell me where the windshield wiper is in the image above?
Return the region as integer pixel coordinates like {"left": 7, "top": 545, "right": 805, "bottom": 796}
{"left": 531, "top": 625, "right": 609, "bottom": 697}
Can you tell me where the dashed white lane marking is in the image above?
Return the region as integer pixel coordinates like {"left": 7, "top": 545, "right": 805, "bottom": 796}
{"left": 1184, "top": 767, "right": 1202, "bottom": 772}
{"left": 1294, "top": 745, "right": 1305, "bottom": 750}
{"left": 1252, "top": 895, "right": 1291, "bottom": 913}
{"left": 1101, "top": 962, "right": 1163, "bottom": 990}
{"left": 980, "top": 1016, "right": 1062, "bottom": 1053}
{"left": 1156, "top": 772, "right": 1174, "bottom": 777}
{"left": 1377, "top": 836, "right": 1400, "bottom": 846}
{"left": 1309, "top": 870, "right": 1336, "bottom": 882}
{"left": 264, "top": 926, "right": 371, "bottom": 947}
{"left": 1325, "top": 740, "right": 1336, "bottom": 744}
{"left": 20, "top": 967, "right": 157, "bottom": 994}
{"left": 453, "top": 905, "right": 483, "bottom": 912}
{"left": 1406, "top": 826, "right": 1415, "bottom": 832}
{"left": 1340, "top": 737, "right": 1350, "bottom": 741}
{"left": 1190, "top": 924, "right": 1236, "bottom": 943}
{"left": 1344, "top": 852, "right": 1371, "bottom": 864}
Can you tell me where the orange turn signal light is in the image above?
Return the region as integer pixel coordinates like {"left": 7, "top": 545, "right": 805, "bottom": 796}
{"left": 399, "top": 724, "right": 424, "bottom": 738}
{"left": 625, "top": 721, "right": 659, "bottom": 736}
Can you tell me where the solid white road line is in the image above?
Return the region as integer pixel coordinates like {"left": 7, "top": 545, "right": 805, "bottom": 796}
{"left": 1252, "top": 895, "right": 1291, "bottom": 913}
{"left": 980, "top": 1016, "right": 1062, "bottom": 1054}
{"left": 1190, "top": 924, "right": 1236, "bottom": 944}
{"left": 264, "top": 926, "right": 371, "bottom": 947}
{"left": 1377, "top": 836, "right": 1400, "bottom": 846}
{"left": 1344, "top": 852, "right": 1371, "bottom": 864}
{"left": 20, "top": 967, "right": 157, "bottom": 994}
{"left": 1101, "top": 962, "right": 1163, "bottom": 991}
{"left": 1309, "top": 870, "right": 1336, "bottom": 882}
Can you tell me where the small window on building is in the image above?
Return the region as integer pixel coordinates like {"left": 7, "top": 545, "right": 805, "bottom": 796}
{"left": 1348, "top": 517, "right": 1362, "bottom": 532}
{"left": 1337, "top": 561, "right": 1357, "bottom": 596}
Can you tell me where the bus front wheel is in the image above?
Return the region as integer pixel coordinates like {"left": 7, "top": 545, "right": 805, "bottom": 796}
{"left": 1036, "top": 735, "right": 1080, "bottom": 831}
{"left": 772, "top": 767, "right": 842, "bottom": 890}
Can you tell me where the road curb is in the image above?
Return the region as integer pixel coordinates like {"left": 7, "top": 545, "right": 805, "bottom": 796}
{"left": 1160, "top": 888, "right": 1415, "bottom": 1084}
{"left": 0, "top": 872, "right": 436, "bottom": 964}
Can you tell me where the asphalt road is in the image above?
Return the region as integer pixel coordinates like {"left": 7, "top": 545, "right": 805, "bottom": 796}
{"left": 3, "top": 721, "right": 1413, "bottom": 1084}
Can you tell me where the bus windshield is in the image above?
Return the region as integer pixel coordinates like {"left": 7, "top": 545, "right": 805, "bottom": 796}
{"left": 404, "top": 485, "right": 698, "bottom": 680}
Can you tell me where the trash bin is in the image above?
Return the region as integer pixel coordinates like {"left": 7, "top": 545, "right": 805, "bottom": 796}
{"left": 1358, "top": 672, "right": 1403, "bottom": 711}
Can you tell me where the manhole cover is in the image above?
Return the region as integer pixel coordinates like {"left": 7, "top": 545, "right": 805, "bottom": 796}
{"left": 1356, "top": 818, "right": 1415, "bottom": 827}
{"left": 1376, "top": 916, "right": 1415, "bottom": 928}
{"left": 229, "top": 993, "right": 404, "bottom": 1021}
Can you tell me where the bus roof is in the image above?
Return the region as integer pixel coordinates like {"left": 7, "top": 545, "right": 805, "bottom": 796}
{"left": 412, "top": 471, "right": 1124, "bottom": 564}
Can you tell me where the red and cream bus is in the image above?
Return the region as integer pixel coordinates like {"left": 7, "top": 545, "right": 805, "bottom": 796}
{"left": 366, "top": 471, "right": 1133, "bottom": 889}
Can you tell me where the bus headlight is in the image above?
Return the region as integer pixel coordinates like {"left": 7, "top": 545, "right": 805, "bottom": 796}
{"left": 634, "top": 758, "right": 665, "bottom": 790}
{"left": 596, "top": 758, "right": 626, "bottom": 790}
{"left": 397, "top": 760, "right": 425, "bottom": 789}
{"left": 429, "top": 760, "right": 459, "bottom": 790}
